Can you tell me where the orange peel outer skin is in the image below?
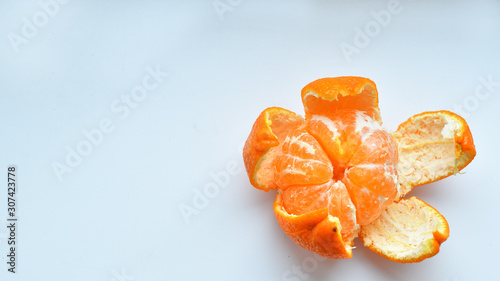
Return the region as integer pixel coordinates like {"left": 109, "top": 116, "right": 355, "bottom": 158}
{"left": 243, "top": 107, "right": 303, "bottom": 191}
{"left": 274, "top": 194, "right": 352, "bottom": 259}
{"left": 301, "top": 76, "right": 381, "bottom": 122}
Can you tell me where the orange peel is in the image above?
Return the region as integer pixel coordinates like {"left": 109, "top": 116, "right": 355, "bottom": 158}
{"left": 392, "top": 110, "right": 476, "bottom": 198}
{"left": 360, "top": 197, "right": 449, "bottom": 263}
{"left": 243, "top": 107, "right": 303, "bottom": 191}
{"left": 274, "top": 194, "right": 353, "bottom": 259}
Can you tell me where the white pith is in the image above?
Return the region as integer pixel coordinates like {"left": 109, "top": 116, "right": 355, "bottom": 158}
{"left": 355, "top": 111, "right": 384, "bottom": 142}
{"left": 361, "top": 197, "right": 444, "bottom": 260}
{"left": 392, "top": 115, "right": 459, "bottom": 198}
{"left": 441, "top": 118, "right": 460, "bottom": 139}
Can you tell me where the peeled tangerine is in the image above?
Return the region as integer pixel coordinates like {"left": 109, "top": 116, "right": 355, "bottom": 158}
{"left": 243, "top": 77, "right": 476, "bottom": 263}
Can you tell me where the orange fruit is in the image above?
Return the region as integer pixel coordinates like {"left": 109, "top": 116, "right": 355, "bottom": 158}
{"left": 274, "top": 128, "right": 333, "bottom": 188}
{"left": 243, "top": 77, "right": 476, "bottom": 262}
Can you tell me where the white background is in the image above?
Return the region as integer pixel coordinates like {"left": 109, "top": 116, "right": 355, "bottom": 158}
{"left": 1, "top": 0, "right": 499, "bottom": 280}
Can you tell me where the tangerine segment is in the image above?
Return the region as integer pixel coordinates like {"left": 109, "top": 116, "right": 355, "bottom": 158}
{"left": 359, "top": 197, "right": 449, "bottom": 263}
{"left": 349, "top": 128, "right": 398, "bottom": 166}
{"left": 274, "top": 128, "right": 333, "bottom": 188}
{"left": 328, "top": 181, "right": 358, "bottom": 241}
{"left": 305, "top": 112, "right": 359, "bottom": 170}
{"left": 281, "top": 180, "right": 358, "bottom": 241}
{"left": 301, "top": 77, "right": 381, "bottom": 122}
{"left": 342, "top": 165, "right": 397, "bottom": 226}
{"left": 392, "top": 111, "right": 476, "bottom": 198}
{"left": 243, "top": 107, "right": 304, "bottom": 191}
{"left": 281, "top": 180, "right": 332, "bottom": 216}
{"left": 345, "top": 165, "right": 398, "bottom": 198}
{"left": 274, "top": 195, "right": 353, "bottom": 259}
